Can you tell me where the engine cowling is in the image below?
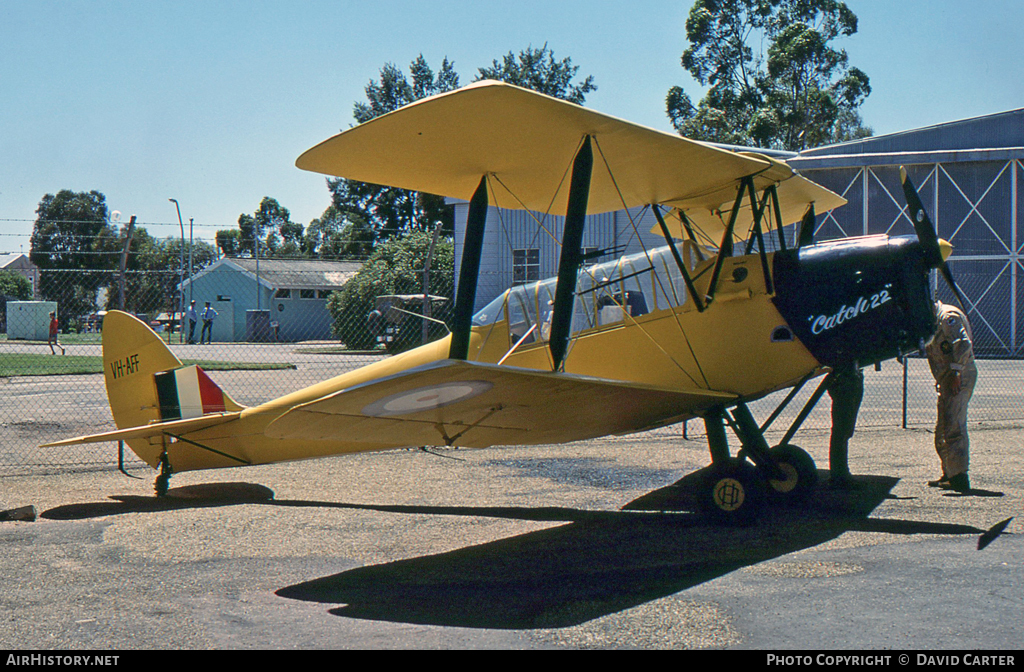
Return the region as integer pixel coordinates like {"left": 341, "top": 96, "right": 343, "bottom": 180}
{"left": 771, "top": 235, "right": 936, "bottom": 367}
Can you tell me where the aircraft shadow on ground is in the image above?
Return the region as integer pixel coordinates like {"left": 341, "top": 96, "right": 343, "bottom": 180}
{"left": 41, "top": 482, "right": 278, "bottom": 519}
{"left": 39, "top": 473, "right": 992, "bottom": 629}
{"left": 273, "top": 469, "right": 988, "bottom": 630}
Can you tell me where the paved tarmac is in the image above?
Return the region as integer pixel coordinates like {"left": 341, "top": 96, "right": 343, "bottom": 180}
{"left": 0, "top": 422, "right": 1020, "bottom": 650}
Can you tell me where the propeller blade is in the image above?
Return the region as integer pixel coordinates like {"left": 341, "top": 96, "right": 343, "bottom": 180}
{"left": 900, "top": 167, "right": 969, "bottom": 312}
{"left": 797, "top": 203, "right": 815, "bottom": 247}
{"left": 899, "top": 167, "right": 943, "bottom": 267}
{"left": 940, "top": 262, "right": 970, "bottom": 312}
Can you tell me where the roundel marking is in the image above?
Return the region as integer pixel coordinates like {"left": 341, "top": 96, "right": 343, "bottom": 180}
{"left": 361, "top": 380, "right": 494, "bottom": 417}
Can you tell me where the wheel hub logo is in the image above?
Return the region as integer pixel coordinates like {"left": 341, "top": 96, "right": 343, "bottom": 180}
{"left": 714, "top": 478, "right": 745, "bottom": 511}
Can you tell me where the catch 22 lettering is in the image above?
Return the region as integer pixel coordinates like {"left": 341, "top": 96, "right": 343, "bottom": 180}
{"left": 809, "top": 287, "right": 893, "bottom": 335}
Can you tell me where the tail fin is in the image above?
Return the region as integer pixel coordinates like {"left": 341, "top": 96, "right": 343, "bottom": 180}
{"left": 102, "top": 311, "right": 242, "bottom": 465}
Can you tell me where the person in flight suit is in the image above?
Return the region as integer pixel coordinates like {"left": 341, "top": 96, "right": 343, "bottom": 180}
{"left": 925, "top": 301, "right": 977, "bottom": 493}
{"left": 826, "top": 362, "right": 864, "bottom": 488}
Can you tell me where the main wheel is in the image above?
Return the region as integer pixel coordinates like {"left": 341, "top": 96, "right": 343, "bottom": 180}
{"left": 766, "top": 444, "right": 818, "bottom": 500}
{"left": 702, "top": 458, "right": 766, "bottom": 525}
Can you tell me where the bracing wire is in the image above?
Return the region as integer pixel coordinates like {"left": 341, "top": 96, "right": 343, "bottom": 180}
{"left": 590, "top": 137, "right": 709, "bottom": 388}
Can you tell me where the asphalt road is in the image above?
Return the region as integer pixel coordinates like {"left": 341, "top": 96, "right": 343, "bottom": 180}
{"left": 0, "top": 423, "right": 1020, "bottom": 650}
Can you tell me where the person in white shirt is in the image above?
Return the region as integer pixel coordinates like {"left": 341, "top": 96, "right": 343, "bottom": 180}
{"left": 199, "top": 302, "right": 217, "bottom": 345}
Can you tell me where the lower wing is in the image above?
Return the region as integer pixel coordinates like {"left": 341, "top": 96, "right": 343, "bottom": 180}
{"left": 265, "top": 359, "right": 735, "bottom": 448}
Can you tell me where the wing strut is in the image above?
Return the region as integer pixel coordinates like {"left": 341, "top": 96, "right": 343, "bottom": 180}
{"left": 653, "top": 206, "right": 704, "bottom": 312}
{"left": 450, "top": 175, "right": 489, "bottom": 360}
{"left": 706, "top": 176, "right": 751, "bottom": 303}
{"left": 743, "top": 184, "right": 775, "bottom": 295}
{"left": 770, "top": 186, "right": 788, "bottom": 252}
{"left": 549, "top": 136, "right": 593, "bottom": 371}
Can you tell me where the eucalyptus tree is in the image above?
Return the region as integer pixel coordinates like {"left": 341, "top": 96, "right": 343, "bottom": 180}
{"left": 666, "top": 0, "right": 871, "bottom": 150}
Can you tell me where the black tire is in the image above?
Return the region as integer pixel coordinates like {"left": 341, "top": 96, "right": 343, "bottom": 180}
{"left": 766, "top": 444, "right": 818, "bottom": 500}
{"left": 155, "top": 471, "right": 170, "bottom": 498}
{"left": 155, "top": 452, "right": 172, "bottom": 498}
{"left": 702, "top": 458, "right": 766, "bottom": 525}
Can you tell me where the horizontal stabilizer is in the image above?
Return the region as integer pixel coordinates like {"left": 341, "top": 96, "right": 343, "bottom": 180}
{"left": 42, "top": 412, "right": 241, "bottom": 448}
{"left": 265, "top": 359, "right": 735, "bottom": 448}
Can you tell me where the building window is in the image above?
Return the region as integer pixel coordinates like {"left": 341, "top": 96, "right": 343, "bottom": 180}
{"left": 512, "top": 248, "right": 540, "bottom": 285}
{"left": 299, "top": 289, "right": 317, "bottom": 299}
{"left": 275, "top": 288, "right": 291, "bottom": 299}
{"left": 317, "top": 290, "right": 332, "bottom": 299}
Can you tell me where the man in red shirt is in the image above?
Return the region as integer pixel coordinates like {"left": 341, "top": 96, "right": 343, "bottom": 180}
{"left": 48, "top": 311, "right": 65, "bottom": 355}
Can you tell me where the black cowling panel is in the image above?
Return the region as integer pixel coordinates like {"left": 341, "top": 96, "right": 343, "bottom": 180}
{"left": 771, "top": 235, "right": 936, "bottom": 367}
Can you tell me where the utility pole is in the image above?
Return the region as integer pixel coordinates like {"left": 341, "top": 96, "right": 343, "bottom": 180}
{"left": 421, "top": 226, "right": 441, "bottom": 344}
{"left": 117, "top": 216, "right": 137, "bottom": 311}
{"left": 188, "top": 218, "right": 194, "bottom": 307}
{"left": 169, "top": 199, "right": 185, "bottom": 342}
{"left": 255, "top": 220, "right": 261, "bottom": 311}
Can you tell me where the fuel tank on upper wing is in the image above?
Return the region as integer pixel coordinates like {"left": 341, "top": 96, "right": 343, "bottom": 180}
{"left": 770, "top": 234, "right": 937, "bottom": 367}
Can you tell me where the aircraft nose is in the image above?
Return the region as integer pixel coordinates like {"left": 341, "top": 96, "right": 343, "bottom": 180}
{"left": 938, "top": 238, "right": 953, "bottom": 262}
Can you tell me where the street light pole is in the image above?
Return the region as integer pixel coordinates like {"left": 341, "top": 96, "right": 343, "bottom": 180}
{"left": 255, "top": 219, "right": 260, "bottom": 311}
{"left": 169, "top": 198, "right": 185, "bottom": 343}
{"left": 188, "top": 217, "right": 194, "bottom": 307}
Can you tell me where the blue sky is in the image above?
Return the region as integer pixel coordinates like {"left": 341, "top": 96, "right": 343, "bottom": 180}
{"left": 2, "top": 0, "right": 1022, "bottom": 251}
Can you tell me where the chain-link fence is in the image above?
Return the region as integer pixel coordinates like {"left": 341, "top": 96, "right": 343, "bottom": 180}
{"left": 4, "top": 265, "right": 1024, "bottom": 476}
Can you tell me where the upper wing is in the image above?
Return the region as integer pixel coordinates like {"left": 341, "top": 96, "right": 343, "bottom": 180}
{"left": 655, "top": 153, "right": 847, "bottom": 243}
{"left": 265, "top": 359, "right": 735, "bottom": 448}
{"left": 296, "top": 80, "right": 771, "bottom": 217}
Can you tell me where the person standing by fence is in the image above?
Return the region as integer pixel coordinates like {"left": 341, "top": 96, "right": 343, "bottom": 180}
{"left": 926, "top": 301, "right": 977, "bottom": 493}
{"left": 186, "top": 300, "right": 198, "bottom": 344}
{"left": 199, "top": 301, "right": 217, "bottom": 344}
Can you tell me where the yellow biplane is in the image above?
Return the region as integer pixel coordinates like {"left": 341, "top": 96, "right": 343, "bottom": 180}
{"left": 48, "top": 81, "right": 961, "bottom": 521}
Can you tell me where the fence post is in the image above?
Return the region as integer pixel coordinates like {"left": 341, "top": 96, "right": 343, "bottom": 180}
{"left": 902, "top": 356, "right": 909, "bottom": 429}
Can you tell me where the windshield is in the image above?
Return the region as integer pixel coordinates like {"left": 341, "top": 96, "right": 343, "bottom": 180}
{"left": 472, "top": 290, "right": 509, "bottom": 327}
{"left": 471, "top": 244, "right": 694, "bottom": 336}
